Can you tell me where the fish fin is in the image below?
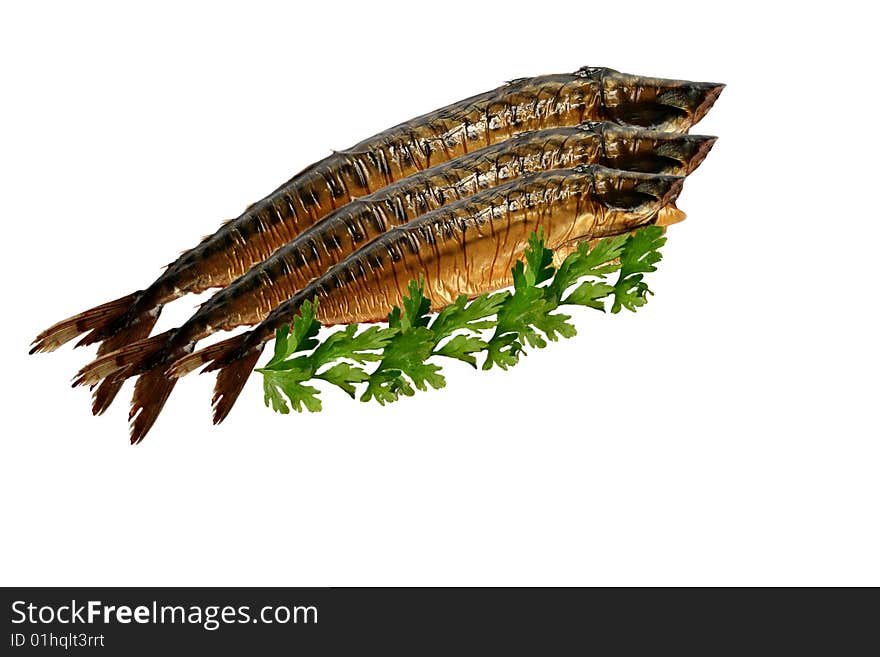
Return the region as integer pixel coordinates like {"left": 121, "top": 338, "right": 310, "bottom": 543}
{"left": 166, "top": 333, "right": 248, "bottom": 380}
{"left": 30, "top": 291, "right": 145, "bottom": 354}
{"left": 92, "top": 377, "right": 127, "bottom": 416}
{"left": 166, "top": 333, "right": 262, "bottom": 424}
{"left": 73, "top": 330, "right": 175, "bottom": 388}
{"left": 89, "top": 312, "right": 161, "bottom": 415}
{"left": 211, "top": 347, "right": 263, "bottom": 425}
{"left": 129, "top": 368, "right": 179, "bottom": 445}
{"left": 125, "top": 338, "right": 197, "bottom": 441}
{"left": 655, "top": 203, "right": 687, "bottom": 227}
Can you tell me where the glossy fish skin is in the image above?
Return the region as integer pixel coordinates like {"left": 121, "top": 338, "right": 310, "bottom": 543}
{"left": 177, "top": 124, "right": 715, "bottom": 335}
{"left": 74, "top": 124, "right": 715, "bottom": 391}
{"left": 578, "top": 67, "right": 724, "bottom": 134}
{"left": 246, "top": 165, "right": 684, "bottom": 334}
{"left": 154, "top": 67, "right": 718, "bottom": 304}
{"left": 92, "top": 124, "right": 712, "bottom": 443}
{"left": 152, "top": 165, "right": 684, "bottom": 438}
{"left": 31, "top": 67, "right": 723, "bottom": 356}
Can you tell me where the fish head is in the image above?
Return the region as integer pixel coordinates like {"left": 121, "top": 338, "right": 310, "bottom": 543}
{"left": 576, "top": 67, "right": 725, "bottom": 132}
{"left": 586, "top": 165, "right": 685, "bottom": 229}
{"left": 584, "top": 122, "right": 718, "bottom": 174}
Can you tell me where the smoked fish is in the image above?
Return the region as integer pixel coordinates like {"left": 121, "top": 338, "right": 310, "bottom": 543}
{"left": 143, "top": 165, "right": 685, "bottom": 442}
{"left": 75, "top": 124, "right": 714, "bottom": 434}
{"left": 32, "top": 66, "right": 723, "bottom": 371}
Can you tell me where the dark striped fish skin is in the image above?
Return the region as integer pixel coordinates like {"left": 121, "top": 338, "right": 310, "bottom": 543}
{"left": 149, "top": 165, "right": 684, "bottom": 438}
{"left": 200, "top": 125, "right": 714, "bottom": 330}
{"left": 108, "top": 68, "right": 720, "bottom": 308}
{"left": 243, "top": 166, "right": 684, "bottom": 338}
{"left": 73, "top": 124, "right": 715, "bottom": 392}
{"left": 174, "top": 124, "right": 713, "bottom": 336}
{"left": 87, "top": 125, "right": 711, "bottom": 442}
{"left": 31, "top": 67, "right": 723, "bottom": 358}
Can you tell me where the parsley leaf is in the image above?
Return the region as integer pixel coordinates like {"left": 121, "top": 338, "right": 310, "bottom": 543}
{"left": 310, "top": 324, "right": 393, "bottom": 366}
{"left": 547, "top": 235, "right": 627, "bottom": 304}
{"left": 523, "top": 228, "right": 555, "bottom": 287}
{"left": 611, "top": 226, "right": 666, "bottom": 313}
{"left": 259, "top": 300, "right": 395, "bottom": 412}
{"left": 315, "top": 362, "right": 371, "bottom": 398}
{"left": 434, "top": 334, "right": 488, "bottom": 367}
{"left": 362, "top": 281, "right": 445, "bottom": 404}
{"left": 261, "top": 365, "right": 322, "bottom": 414}
{"left": 391, "top": 277, "right": 432, "bottom": 330}
{"left": 259, "top": 226, "right": 667, "bottom": 414}
{"left": 482, "top": 230, "right": 574, "bottom": 370}
{"left": 264, "top": 300, "right": 321, "bottom": 367}
{"left": 563, "top": 280, "right": 615, "bottom": 310}
{"left": 429, "top": 292, "right": 507, "bottom": 342}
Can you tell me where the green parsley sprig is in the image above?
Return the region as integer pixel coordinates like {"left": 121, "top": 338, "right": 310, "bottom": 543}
{"left": 258, "top": 225, "right": 666, "bottom": 414}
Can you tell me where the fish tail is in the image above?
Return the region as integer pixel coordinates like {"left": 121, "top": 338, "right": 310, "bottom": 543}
{"left": 126, "top": 338, "right": 199, "bottom": 443}
{"left": 92, "top": 379, "right": 125, "bottom": 416}
{"left": 128, "top": 367, "right": 180, "bottom": 445}
{"left": 30, "top": 291, "right": 147, "bottom": 354}
{"left": 167, "top": 333, "right": 262, "bottom": 425}
{"left": 165, "top": 333, "right": 247, "bottom": 380}
{"left": 89, "top": 312, "right": 161, "bottom": 415}
{"left": 211, "top": 347, "right": 263, "bottom": 425}
{"left": 72, "top": 330, "right": 175, "bottom": 388}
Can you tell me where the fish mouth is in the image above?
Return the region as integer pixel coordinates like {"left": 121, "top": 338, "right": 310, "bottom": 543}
{"left": 690, "top": 82, "right": 726, "bottom": 125}
{"left": 687, "top": 134, "right": 718, "bottom": 173}
{"left": 593, "top": 124, "right": 718, "bottom": 175}
{"left": 652, "top": 80, "right": 725, "bottom": 131}
{"left": 656, "top": 134, "right": 718, "bottom": 174}
{"left": 636, "top": 174, "right": 685, "bottom": 208}
{"left": 634, "top": 175, "right": 686, "bottom": 228}
{"left": 576, "top": 67, "right": 725, "bottom": 131}
{"left": 589, "top": 166, "right": 685, "bottom": 211}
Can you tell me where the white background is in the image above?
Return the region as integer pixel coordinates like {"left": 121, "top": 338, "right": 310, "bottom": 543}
{"left": 1, "top": 1, "right": 877, "bottom": 586}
